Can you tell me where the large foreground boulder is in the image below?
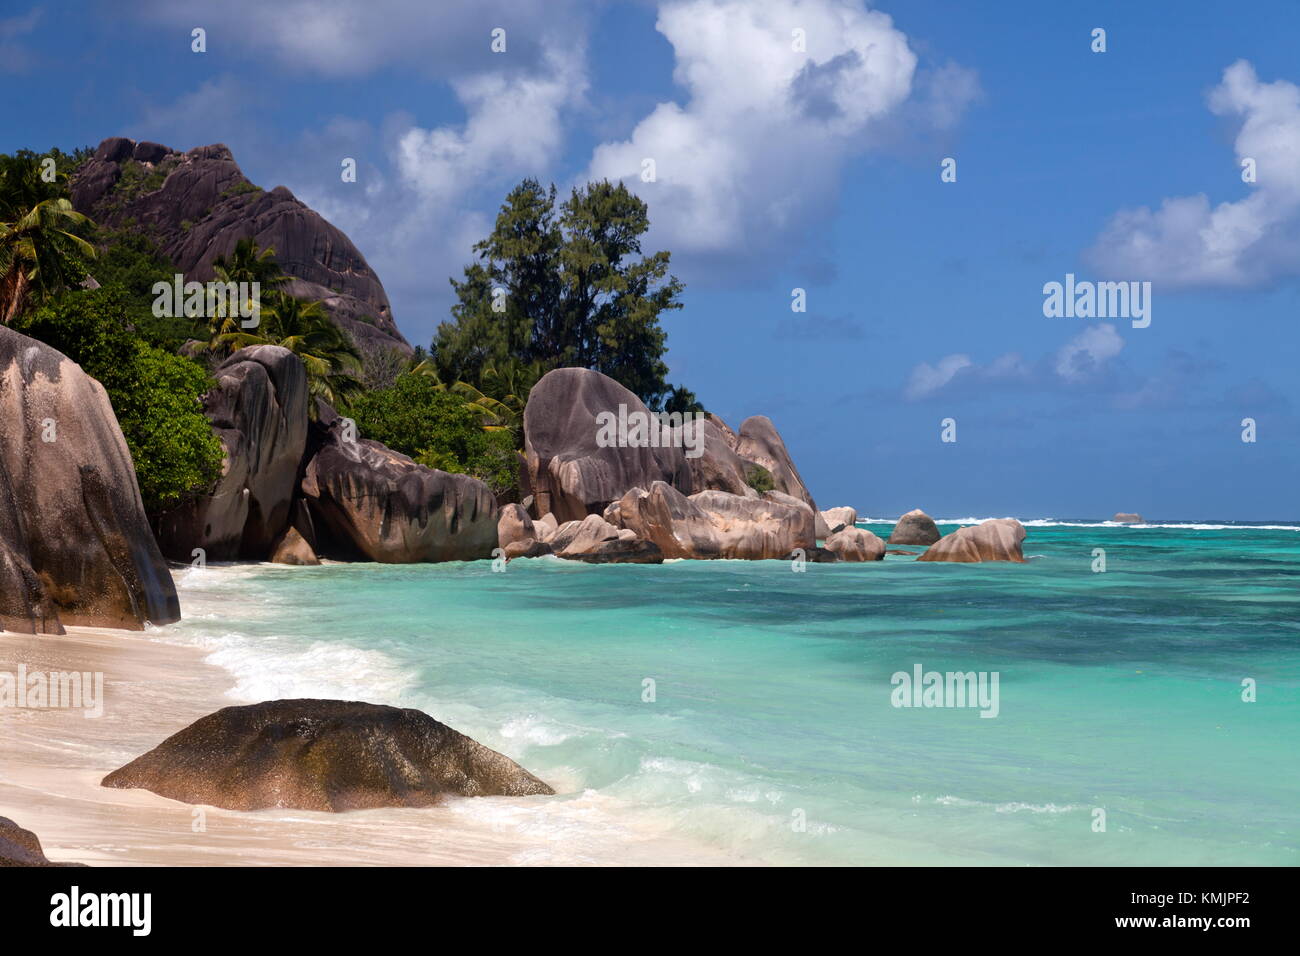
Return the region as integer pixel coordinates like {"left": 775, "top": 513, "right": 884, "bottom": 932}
{"left": 522, "top": 368, "right": 690, "bottom": 524}
{"left": 888, "top": 509, "right": 941, "bottom": 545}
{"left": 825, "top": 526, "right": 885, "bottom": 561}
{"left": 916, "top": 518, "right": 1027, "bottom": 563}
{"left": 0, "top": 817, "right": 85, "bottom": 867}
{"left": 0, "top": 326, "right": 179, "bottom": 633}
{"left": 101, "top": 699, "right": 554, "bottom": 812}
{"left": 155, "top": 346, "right": 308, "bottom": 561}
{"left": 300, "top": 409, "right": 498, "bottom": 563}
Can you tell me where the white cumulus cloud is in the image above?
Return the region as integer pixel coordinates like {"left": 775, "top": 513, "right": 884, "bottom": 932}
{"left": 585, "top": 0, "right": 975, "bottom": 258}
{"left": 1088, "top": 60, "right": 1300, "bottom": 288}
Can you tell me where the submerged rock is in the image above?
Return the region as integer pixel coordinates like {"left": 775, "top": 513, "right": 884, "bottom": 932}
{"left": 887, "top": 509, "right": 941, "bottom": 545}
{"left": 916, "top": 518, "right": 1027, "bottom": 563}
{"left": 0, "top": 817, "right": 86, "bottom": 867}
{"left": 0, "top": 326, "right": 179, "bottom": 633}
{"left": 101, "top": 699, "right": 554, "bottom": 812}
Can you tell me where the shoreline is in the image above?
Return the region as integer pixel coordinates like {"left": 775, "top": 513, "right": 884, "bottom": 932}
{"left": 0, "top": 624, "right": 752, "bottom": 866}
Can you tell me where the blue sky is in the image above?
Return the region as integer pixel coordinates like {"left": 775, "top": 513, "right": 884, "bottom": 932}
{"left": 4, "top": 0, "right": 1298, "bottom": 519}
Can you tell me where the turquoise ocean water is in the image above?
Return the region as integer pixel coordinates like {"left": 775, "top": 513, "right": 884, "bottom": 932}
{"left": 158, "top": 520, "right": 1299, "bottom": 865}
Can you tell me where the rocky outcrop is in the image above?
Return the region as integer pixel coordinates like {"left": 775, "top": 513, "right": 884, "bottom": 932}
{"left": 888, "top": 509, "right": 941, "bottom": 545}
{"left": 269, "top": 527, "right": 319, "bottom": 566}
{"left": 682, "top": 414, "right": 758, "bottom": 499}
{"left": 825, "top": 527, "right": 885, "bottom": 561}
{"left": 71, "top": 138, "right": 409, "bottom": 355}
{"left": 1112, "top": 512, "right": 1143, "bottom": 523}
{"left": 735, "top": 415, "right": 816, "bottom": 509}
{"left": 300, "top": 408, "right": 498, "bottom": 563}
{"left": 0, "top": 817, "right": 85, "bottom": 867}
{"left": 101, "top": 699, "right": 554, "bottom": 812}
{"left": 820, "top": 506, "right": 857, "bottom": 535}
{"left": 522, "top": 368, "right": 691, "bottom": 524}
{"left": 497, "top": 503, "right": 534, "bottom": 551}
{"left": 612, "top": 482, "right": 816, "bottom": 560}
{"left": 0, "top": 327, "right": 179, "bottom": 633}
{"left": 916, "top": 518, "right": 1027, "bottom": 563}
{"left": 156, "top": 346, "right": 308, "bottom": 561}
{"left": 550, "top": 514, "right": 663, "bottom": 563}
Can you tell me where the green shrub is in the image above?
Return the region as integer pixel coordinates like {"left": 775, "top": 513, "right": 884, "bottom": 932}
{"left": 346, "top": 372, "right": 519, "bottom": 495}
{"left": 745, "top": 463, "right": 775, "bottom": 493}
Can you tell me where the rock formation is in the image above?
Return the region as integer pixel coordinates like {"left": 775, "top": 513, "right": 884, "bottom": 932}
{"left": 550, "top": 514, "right": 663, "bottom": 563}
{"left": 916, "top": 518, "right": 1027, "bottom": 563}
{"left": 522, "top": 368, "right": 690, "bottom": 523}
{"left": 300, "top": 407, "right": 498, "bottom": 563}
{"left": 611, "top": 482, "right": 816, "bottom": 560}
{"left": 888, "top": 509, "right": 941, "bottom": 545}
{"left": 71, "top": 137, "right": 409, "bottom": 355}
{"left": 0, "top": 326, "right": 179, "bottom": 633}
{"left": 155, "top": 345, "right": 308, "bottom": 561}
{"left": 825, "top": 526, "right": 885, "bottom": 561}
{"left": 269, "top": 527, "right": 319, "bottom": 566}
{"left": 102, "top": 699, "right": 554, "bottom": 812}
{"left": 820, "top": 506, "right": 857, "bottom": 534}
{"left": 735, "top": 415, "right": 817, "bottom": 509}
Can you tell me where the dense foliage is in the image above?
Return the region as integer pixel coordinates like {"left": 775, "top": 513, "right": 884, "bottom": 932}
{"left": 13, "top": 287, "right": 224, "bottom": 510}
{"left": 345, "top": 372, "right": 519, "bottom": 496}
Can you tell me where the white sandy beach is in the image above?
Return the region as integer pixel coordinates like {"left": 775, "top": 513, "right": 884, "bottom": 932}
{"left": 0, "top": 624, "right": 748, "bottom": 866}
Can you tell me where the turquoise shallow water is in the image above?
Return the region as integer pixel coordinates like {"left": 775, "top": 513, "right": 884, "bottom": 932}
{"left": 160, "top": 520, "right": 1300, "bottom": 865}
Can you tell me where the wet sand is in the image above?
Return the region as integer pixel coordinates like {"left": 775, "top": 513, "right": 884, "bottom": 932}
{"left": 0, "top": 626, "right": 747, "bottom": 866}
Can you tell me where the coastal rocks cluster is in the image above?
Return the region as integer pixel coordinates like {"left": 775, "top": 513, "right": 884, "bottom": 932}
{"left": 101, "top": 699, "right": 554, "bottom": 812}
{"left": 0, "top": 327, "right": 179, "bottom": 633}
{"left": 150, "top": 349, "right": 499, "bottom": 567}
{"left": 507, "top": 369, "right": 1028, "bottom": 566}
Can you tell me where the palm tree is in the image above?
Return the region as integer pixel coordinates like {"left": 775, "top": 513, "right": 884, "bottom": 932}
{"left": 411, "top": 356, "right": 546, "bottom": 445}
{"left": 212, "top": 236, "right": 287, "bottom": 290}
{"left": 0, "top": 152, "right": 97, "bottom": 323}
{"left": 214, "top": 290, "right": 364, "bottom": 408}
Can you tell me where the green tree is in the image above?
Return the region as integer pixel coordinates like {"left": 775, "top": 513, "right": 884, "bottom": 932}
{"left": 213, "top": 290, "right": 364, "bottom": 408}
{"left": 13, "top": 287, "right": 223, "bottom": 511}
{"left": 434, "top": 178, "right": 684, "bottom": 409}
